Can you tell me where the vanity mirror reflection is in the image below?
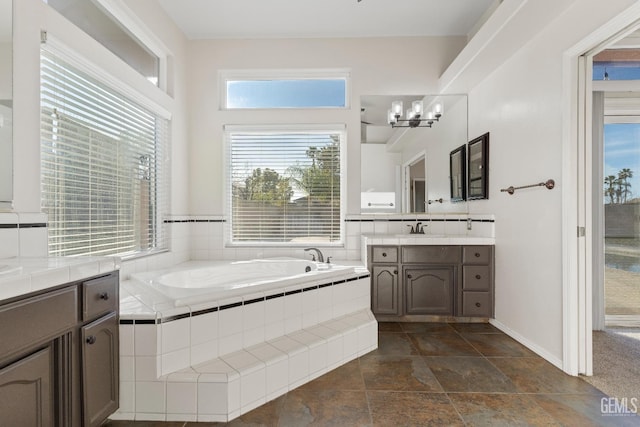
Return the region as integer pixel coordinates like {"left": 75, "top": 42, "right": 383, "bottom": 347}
{"left": 360, "top": 94, "right": 468, "bottom": 214}
{"left": 0, "top": 0, "right": 12, "bottom": 209}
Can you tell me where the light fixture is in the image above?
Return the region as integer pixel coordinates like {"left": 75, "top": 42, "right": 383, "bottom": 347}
{"left": 387, "top": 100, "right": 444, "bottom": 128}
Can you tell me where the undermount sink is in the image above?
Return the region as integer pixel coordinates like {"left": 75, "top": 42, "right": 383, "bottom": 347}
{"left": 394, "top": 234, "right": 447, "bottom": 238}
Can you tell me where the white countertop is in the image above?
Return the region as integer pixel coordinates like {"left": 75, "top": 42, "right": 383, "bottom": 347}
{"left": 0, "top": 256, "right": 120, "bottom": 303}
{"left": 362, "top": 234, "right": 495, "bottom": 246}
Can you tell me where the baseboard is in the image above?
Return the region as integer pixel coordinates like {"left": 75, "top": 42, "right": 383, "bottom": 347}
{"left": 489, "top": 318, "right": 565, "bottom": 372}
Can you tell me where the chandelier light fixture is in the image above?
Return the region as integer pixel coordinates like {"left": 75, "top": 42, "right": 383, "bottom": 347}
{"left": 387, "top": 100, "right": 444, "bottom": 128}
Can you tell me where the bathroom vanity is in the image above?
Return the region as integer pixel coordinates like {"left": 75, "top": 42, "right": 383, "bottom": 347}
{"left": 0, "top": 260, "right": 119, "bottom": 427}
{"left": 365, "top": 235, "right": 494, "bottom": 320}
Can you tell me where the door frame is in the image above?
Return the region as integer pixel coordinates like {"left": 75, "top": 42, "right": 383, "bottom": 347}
{"left": 562, "top": 3, "right": 640, "bottom": 376}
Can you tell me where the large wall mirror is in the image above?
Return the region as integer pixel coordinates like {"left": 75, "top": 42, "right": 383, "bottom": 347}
{"left": 0, "top": 0, "right": 12, "bottom": 208}
{"left": 360, "top": 94, "right": 468, "bottom": 214}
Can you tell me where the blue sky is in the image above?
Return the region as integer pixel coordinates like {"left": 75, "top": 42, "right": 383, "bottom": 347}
{"left": 227, "top": 79, "right": 346, "bottom": 108}
{"left": 604, "top": 123, "right": 640, "bottom": 201}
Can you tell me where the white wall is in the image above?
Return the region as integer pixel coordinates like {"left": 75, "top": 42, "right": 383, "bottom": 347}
{"left": 185, "top": 36, "right": 466, "bottom": 217}
{"left": 464, "top": 0, "right": 636, "bottom": 365}
{"left": 360, "top": 144, "right": 399, "bottom": 193}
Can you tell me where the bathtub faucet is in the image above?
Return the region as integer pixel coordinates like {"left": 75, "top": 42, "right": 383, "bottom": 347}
{"left": 304, "top": 247, "right": 324, "bottom": 263}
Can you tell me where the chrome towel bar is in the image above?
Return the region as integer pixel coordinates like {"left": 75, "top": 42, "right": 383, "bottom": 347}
{"left": 501, "top": 179, "right": 555, "bottom": 195}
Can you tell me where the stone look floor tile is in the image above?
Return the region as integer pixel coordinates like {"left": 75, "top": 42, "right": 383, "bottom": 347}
{"left": 490, "top": 357, "right": 604, "bottom": 394}
{"left": 408, "top": 332, "right": 483, "bottom": 356}
{"left": 400, "top": 322, "right": 457, "bottom": 334}
{"left": 278, "top": 389, "right": 372, "bottom": 426}
{"left": 377, "top": 322, "right": 403, "bottom": 332}
{"left": 461, "top": 332, "right": 537, "bottom": 357}
{"left": 449, "top": 393, "right": 561, "bottom": 426}
{"left": 449, "top": 322, "right": 501, "bottom": 334}
{"left": 298, "top": 359, "right": 364, "bottom": 391}
{"left": 425, "top": 356, "right": 517, "bottom": 393}
{"left": 367, "top": 391, "right": 465, "bottom": 427}
{"left": 364, "top": 332, "right": 419, "bottom": 356}
{"left": 532, "top": 393, "right": 640, "bottom": 427}
{"left": 360, "top": 355, "right": 443, "bottom": 392}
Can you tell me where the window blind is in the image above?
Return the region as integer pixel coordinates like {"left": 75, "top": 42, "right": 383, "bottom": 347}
{"left": 40, "top": 48, "right": 170, "bottom": 257}
{"left": 228, "top": 130, "right": 342, "bottom": 244}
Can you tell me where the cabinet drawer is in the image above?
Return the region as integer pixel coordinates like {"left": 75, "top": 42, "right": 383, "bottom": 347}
{"left": 402, "top": 246, "right": 460, "bottom": 264}
{"left": 83, "top": 273, "right": 118, "bottom": 321}
{"left": 462, "top": 246, "right": 491, "bottom": 265}
{"left": 462, "top": 291, "right": 492, "bottom": 317}
{"left": 371, "top": 246, "right": 398, "bottom": 263}
{"left": 463, "top": 266, "right": 491, "bottom": 291}
{"left": 0, "top": 286, "right": 78, "bottom": 357}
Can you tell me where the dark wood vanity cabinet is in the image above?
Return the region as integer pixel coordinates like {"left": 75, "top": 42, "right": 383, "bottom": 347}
{"left": 369, "top": 245, "right": 493, "bottom": 318}
{"left": 0, "top": 270, "right": 119, "bottom": 427}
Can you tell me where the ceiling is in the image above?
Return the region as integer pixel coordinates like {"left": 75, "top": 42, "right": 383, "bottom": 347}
{"left": 157, "top": 0, "right": 498, "bottom": 40}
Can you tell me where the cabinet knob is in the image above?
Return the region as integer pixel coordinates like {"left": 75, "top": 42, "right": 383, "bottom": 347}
{"left": 99, "top": 292, "right": 110, "bottom": 300}
{"left": 475, "top": 302, "right": 481, "bottom": 307}
{"left": 475, "top": 274, "right": 481, "bottom": 280}
{"left": 407, "top": 274, "right": 412, "bottom": 279}
{"left": 86, "top": 335, "right": 97, "bottom": 345}
{"left": 475, "top": 253, "right": 481, "bottom": 258}
{"left": 393, "top": 270, "right": 398, "bottom": 275}
{"left": 382, "top": 252, "right": 387, "bottom": 257}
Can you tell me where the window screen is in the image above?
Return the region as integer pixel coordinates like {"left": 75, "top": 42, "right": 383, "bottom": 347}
{"left": 40, "top": 48, "right": 170, "bottom": 257}
{"left": 228, "top": 129, "right": 343, "bottom": 244}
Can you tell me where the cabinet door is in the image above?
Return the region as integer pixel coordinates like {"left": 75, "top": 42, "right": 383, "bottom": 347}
{"left": 82, "top": 312, "right": 119, "bottom": 427}
{"left": 404, "top": 267, "right": 454, "bottom": 315}
{"left": 0, "top": 346, "right": 54, "bottom": 427}
{"left": 371, "top": 265, "right": 400, "bottom": 315}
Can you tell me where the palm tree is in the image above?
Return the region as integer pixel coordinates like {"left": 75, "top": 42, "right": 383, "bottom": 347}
{"left": 604, "top": 175, "right": 617, "bottom": 204}
{"left": 618, "top": 168, "right": 633, "bottom": 203}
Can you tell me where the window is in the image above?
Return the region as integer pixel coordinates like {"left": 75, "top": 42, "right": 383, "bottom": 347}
{"left": 46, "top": 0, "right": 160, "bottom": 85}
{"left": 227, "top": 127, "right": 343, "bottom": 244}
{"left": 222, "top": 70, "right": 349, "bottom": 109}
{"left": 40, "top": 48, "right": 169, "bottom": 257}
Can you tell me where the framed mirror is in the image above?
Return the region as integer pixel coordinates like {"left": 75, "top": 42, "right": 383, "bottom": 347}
{"left": 449, "top": 144, "right": 466, "bottom": 202}
{"left": 468, "top": 132, "right": 489, "bottom": 200}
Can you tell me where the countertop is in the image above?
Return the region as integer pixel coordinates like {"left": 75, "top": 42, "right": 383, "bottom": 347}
{"left": 362, "top": 233, "right": 495, "bottom": 246}
{"left": 0, "top": 256, "right": 120, "bottom": 303}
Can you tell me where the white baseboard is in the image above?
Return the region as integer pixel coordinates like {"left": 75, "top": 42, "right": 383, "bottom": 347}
{"left": 489, "top": 318, "right": 565, "bottom": 372}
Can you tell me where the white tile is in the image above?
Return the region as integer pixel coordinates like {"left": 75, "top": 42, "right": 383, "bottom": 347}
{"left": 167, "top": 368, "right": 200, "bottom": 383}
{"left": 161, "top": 348, "right": 191, "bottom": 376}
{"left": 135, "top": 381, "right": 166, "bottom": 414}
{"left": 30, "top": 267, "right": 70, "bottom": 292}
{"left": 166, "top": 382, "right": 198, "bottom": 414}
{"left": 219, "top": 305, "right": 243, "bottom": 338}
{"left": 221, "top": 350, "right": 264, "bottom": 375}
{"left": 264, "top": 296, "right": 284, "bottom": 324}
{"left": 191, "top": 311, "right": 218, "bottom": 345}
{"left": 240, "top": 368, "right": 266, "bottom": 410}
{"left": 218, "top": 332, "right": 243, "bottom": 355}
{"left": 135, "top": 413, "right": 166, "bottom": 421}
{"left": 191, "top": 340, "right": 219, "bottom": 365}
{"left": 265, "top": 358, "right": 288, "bottom": 399}
{"left": 264, "top": 320, "right": 285, "bottom": 341}
{"left": 108, "top": 412, "right": 135, "bottom": 421}
{"left": 243, "top": 298, "right": 265, "bottom": 332}
{"left": 18, "top": 227, "right": 48, "bottom": 257}
{"left": 167, "top": 413, "right": 197, "bottom": 422}
{"left": 283, "top": 290, "right": 302, "bottom": 320}
{"left": 119, "top": 325, "right": 135, "bottom": 356}
{"left": 135, "top": 324, "right": 161, "bottom": 356}
{"left": 135, "top": 356, "right": 161, "bottom": 381}
{"left": 120, "top": 356, "right": 135, "bottom": 381}
{"left": 161, "top": 317, "right": 191, "bottom": 354}
{"left": 197, "top": 414, "right": 228, "bottom": 422}
{"left": 243, "top": 326, "right": 265, "bottom": 348}
{"left": 118, "top": 381, "right": 135, "bottom": 413}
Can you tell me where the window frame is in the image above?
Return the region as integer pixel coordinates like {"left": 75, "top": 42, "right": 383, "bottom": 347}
{"left": 224, "top": 124, "right": 346, "bottom": 247}
{"left": 40, "top": 42, "right": 171, "bottom": 260}
{"left": 219, "top": 69, "right": 351, "bottom": 110}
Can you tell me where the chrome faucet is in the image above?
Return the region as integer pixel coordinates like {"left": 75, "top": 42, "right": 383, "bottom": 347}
{"left": 304, "top": 247, "right": 324, "bottom": 263}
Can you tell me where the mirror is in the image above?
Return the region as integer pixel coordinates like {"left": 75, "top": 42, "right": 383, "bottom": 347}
{"left": 360, "top": 94, "right": 468, "bottom": 213}
{"left": 449, "top": 144, "right": 466, "bottom": 202}
{"left": 468, "top": 132, "right": 489, "bottom": 200}
{"left": 0, "top": 0, "right": 11, "bottom": 208}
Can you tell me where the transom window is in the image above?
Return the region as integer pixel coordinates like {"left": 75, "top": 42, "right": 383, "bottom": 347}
{"left": 227, "top": 127, "right": 343, "bottom": 245}
{"left": 222, "top": 70, "right": 349, "bottom": 109}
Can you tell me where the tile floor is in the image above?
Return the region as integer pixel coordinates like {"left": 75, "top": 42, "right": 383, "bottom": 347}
{"left": 105, "top": 322, "right": 640, "bottom": 426}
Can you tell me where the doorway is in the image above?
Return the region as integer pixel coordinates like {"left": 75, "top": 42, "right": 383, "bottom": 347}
{"left": 402, "top": 152, "right": 426, "bottom": 213}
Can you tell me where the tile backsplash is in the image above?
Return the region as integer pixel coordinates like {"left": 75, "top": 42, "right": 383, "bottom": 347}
{"left": 0, "top": 212, "right": 48, "bottom": 258}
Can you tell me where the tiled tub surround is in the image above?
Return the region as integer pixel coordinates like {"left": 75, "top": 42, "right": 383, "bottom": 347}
{"left": 115, "top": 260, "right": 377, "bottom": 422}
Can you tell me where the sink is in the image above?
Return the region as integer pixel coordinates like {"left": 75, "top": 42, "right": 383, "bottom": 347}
{"left": 394, "top": 234, "right": 447, "bottom": 238}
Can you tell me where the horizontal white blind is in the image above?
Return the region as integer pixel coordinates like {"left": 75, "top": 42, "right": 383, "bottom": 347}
{"left": 228, "top": 130, "right": 342, "bottom": 244}
{"left": 40, "top": 48, "right": 170, "bottom": 257}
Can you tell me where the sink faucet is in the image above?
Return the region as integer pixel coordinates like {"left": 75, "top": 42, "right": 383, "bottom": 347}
{"left": 415, "top": 222, "right": 425, "bottom": 234}
{"left": 304, "top": 247, "right": 324, "bottom": 263}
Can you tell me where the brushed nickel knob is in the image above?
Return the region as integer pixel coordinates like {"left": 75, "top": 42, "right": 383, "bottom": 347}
{"left": 86, "top": 336, "right": 97, "bottom": 345}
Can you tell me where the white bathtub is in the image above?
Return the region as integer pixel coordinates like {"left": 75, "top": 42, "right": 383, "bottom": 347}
{"left": 131, "top": 258, "right": 359, "bottom": 307}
